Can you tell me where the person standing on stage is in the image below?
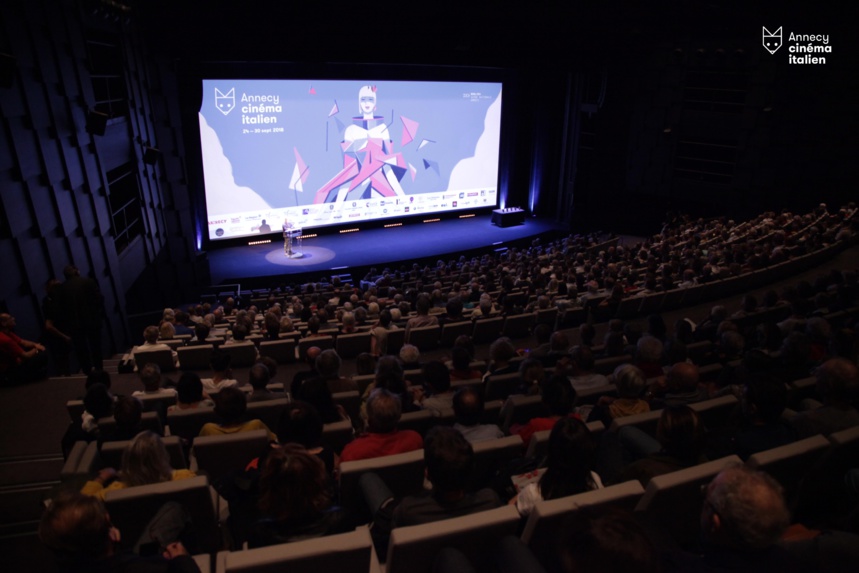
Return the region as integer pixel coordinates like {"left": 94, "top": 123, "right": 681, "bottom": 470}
{"left": 58, "top": 264, "right": 104, "bottom": 374}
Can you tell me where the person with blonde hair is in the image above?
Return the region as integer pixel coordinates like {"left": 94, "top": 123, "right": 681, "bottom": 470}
{"left": 80, "top": 431, "right": 196, "bottom": 499}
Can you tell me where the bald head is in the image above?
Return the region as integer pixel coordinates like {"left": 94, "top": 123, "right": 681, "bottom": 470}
{"left": 305, "top": 346, "right": 322, "bottom": 365}
{"left": 667, "top": 362, "right": 699, "bottom": 392}
{"left": 816, "top": 357, "right": 859, "bottom": 405}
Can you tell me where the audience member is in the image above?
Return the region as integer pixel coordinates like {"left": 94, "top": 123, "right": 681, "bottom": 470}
{"left": 452, "top": 387, "right": 504, "bottom": 443}
{"left": 791, "top": 357, "right": 859, "bottom": 437}
{"left": 80, "top": 431, "right": 196, "bottom": 499}
{"left": 200, "top": 350, "right": 239, "bottom": 395}
{"left": 291, "top": 346, "right": 322, "bottom": 397}
{"left": 58, "top": 264, "right": 104, "bottom": 374}
{"left": 512, "top": 417, "right": 601, "bottom": 516}
{"left": 666, "top": 466, "right": 794, "bottom": 571}
{"left": 588, "top": 364, "right": 649, "bottom": 426}
{"left": 246, "top": 363, "right": 277, "bottom": 402}
{"left": 245, "top": 444, "right": 348, "bottom": 548}
{"left": 313, "top": 349, "right": 357, "bottom": 393}
{"left": 0, "top": 312, "right": 48, "bottom": 383}
{"left": 449, "top": 345, "right": 482, "bottom": 381}
{"left": 39, "top": 491, "right": 199, "bottom": 572}
{"left": 129, "top": 325, "right": 178, "bottom": 369}
{"left": 168, "top": 372, "right": 214, "bottom": 412}
{"left": 199, "top": 387, "right": 276, "bottom": 441}
{"left": 416, "top": 360, "right": 455, "bottom": 413}
{"left": 98, "top": 396, "right": 145, "bottom": 446}
{"left": 515, "top": 375, "right": 579, "bottom": 444}
{"left": 341, "top": 388, "right": 423, "bottom": 462}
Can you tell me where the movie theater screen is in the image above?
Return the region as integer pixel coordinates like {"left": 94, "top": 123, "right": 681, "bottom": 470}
{"left": 199, "top": 79, "right": 502, "bottom": 240}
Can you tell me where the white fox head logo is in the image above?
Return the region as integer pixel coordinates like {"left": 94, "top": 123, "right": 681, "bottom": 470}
{"left": 215, "top": 88, "right": 235, "bottom": 115}
{"left": 763, "top": 26, "right": 782, "bottom": 54}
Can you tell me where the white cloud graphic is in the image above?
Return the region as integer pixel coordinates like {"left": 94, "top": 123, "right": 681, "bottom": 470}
{"left": 447, "top": 90, "right": 502, "bottom": 190}
{"left": 199, "top": 113, "right": 272, "bottom": 216}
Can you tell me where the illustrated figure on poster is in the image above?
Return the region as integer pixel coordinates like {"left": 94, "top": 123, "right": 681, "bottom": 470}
{"left": 313, "top": 85, "right": 408, "bottom": 204}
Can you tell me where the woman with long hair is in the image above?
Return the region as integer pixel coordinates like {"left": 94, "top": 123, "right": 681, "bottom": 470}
{"left": 248, "top": 444, "right": 347, "bottom": 547}
{"left": 512, "top": 417, "right": 602, "bottom": 515}
{"left": 80, "top": 431, "right": 196, "bottom": 499}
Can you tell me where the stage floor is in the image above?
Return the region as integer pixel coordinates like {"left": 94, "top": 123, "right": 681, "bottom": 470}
{"left": 206, "top": 214, "right": 565, "bottom": 286}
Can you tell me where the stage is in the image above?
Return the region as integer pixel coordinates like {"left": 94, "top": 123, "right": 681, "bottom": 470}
{"left": 205, "top": 214, "right": 565, "bottom": 287}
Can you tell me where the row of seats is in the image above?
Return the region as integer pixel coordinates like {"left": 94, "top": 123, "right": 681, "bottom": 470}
{"left": 82, "top": 423, "right": 859, "bottom": 573}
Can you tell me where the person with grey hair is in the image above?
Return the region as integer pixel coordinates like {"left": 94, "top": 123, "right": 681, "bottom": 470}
{"left": 588, "top": 364, "right": 649, "bottom": 426}
{"left": 398, "top": 344, "right": 421, "bottom": 370}
{"left": 340, "top": 311, "right": 357, "bottom": 334}
{"left": 341, "top": 388, "right": 423, "bottom": 462}
{"left": 674, "top": 465, "right": 794, "bottom": 571}
{"left": 313, "top": 349, "right": 357, "bottom": 393}
{"left": 132, "top": 363, "right": 176, "bottom": 398}
{"left": 128, "top": 325, "right": 178, "bottom": 369}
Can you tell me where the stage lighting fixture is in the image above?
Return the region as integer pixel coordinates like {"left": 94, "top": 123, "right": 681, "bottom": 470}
{"left": 247, "top": 239, "right": 271, "bottom": 246}
{"left": 423, "top": 218, "right": 440, "bottom": 223}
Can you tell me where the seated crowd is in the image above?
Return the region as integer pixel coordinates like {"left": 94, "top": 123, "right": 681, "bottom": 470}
{"left": 39, "top": 203, "right": 859, "bottom": 572}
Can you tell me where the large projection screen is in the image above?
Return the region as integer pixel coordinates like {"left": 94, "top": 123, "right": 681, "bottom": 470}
{"left": 199, "top": 79, "right": 502, "bottom": 241}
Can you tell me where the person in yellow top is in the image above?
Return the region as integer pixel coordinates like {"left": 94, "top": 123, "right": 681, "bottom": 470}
{"left": 198, "top": 386, "right": 277, "bottom": 442}
{"left": 80, "top": 431, "right": 196, "bottom": 500}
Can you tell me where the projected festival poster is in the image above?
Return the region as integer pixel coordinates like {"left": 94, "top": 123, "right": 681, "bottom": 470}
{"left": 199, "top": 79, "right": 502, "bottom": 241}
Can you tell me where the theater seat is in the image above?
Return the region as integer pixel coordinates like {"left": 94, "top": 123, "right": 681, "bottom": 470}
{"left": 385, "top": 506, "right": 520, "bottom": 573}
{"left": 104, "top": 475, "right": 223, "bottom": 553}
{"left": 634, "top": 455, "right": 741, "bottom": 549}
{"left": 190, "top": 429, "right": 270, "bottom": 483}
{"left": 213, "top": 526, "right": 378, "bottom": 573}
{"left": 339, "top": 449, "right": 425, "bottom": 518}
{"left": 520, "top": 480, "right": 645, "bottom": 568}
{"left": 524, "top": 421, "right": 605, "bottom": 462}
{"left": 100, "top": 434, "right": 187, "bottom": 471}
{"left": 259, "top": 338, "right": 297, "bottom": 364}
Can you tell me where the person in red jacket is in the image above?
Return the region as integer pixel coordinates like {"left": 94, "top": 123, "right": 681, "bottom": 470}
{"left": 341, "top": 388, "right": 423, "bottom": 462}
{"left": 0, "top": 313, "right": 47, "bottom": 383}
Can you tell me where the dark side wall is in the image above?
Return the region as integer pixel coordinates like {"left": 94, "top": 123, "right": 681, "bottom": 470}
{"left": 568, "top": 12, "right": 858, "bottom": 234}
{"left": 0, "top": 0, "right": 204, "bottom": 352}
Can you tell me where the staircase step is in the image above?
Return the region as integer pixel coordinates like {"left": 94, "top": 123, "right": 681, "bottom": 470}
{"left": 0, "top": 456, "right": 65, "bottom": 487}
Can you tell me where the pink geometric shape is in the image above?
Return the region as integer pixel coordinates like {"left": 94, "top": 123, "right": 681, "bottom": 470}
{"left": 409, "top": 162, "right": 417, "bottom": 182}
{"left": 328, "top": 101, "right": 339, "bottom": 117}
{"left": 400, "top": 116, "right": 419, "bottom": 147}
{"left": 309, "top": 85, "right": 316, "bottom": 95}
{"left": 293, "top": 148, "right": 309, "bottom": 185}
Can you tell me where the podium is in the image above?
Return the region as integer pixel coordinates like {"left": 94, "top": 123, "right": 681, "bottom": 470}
{"left": 283, "top": 227, "right": 303, "bottom": 258}
{"left": 491, "top": 207, "right": 525, "bottom": 228}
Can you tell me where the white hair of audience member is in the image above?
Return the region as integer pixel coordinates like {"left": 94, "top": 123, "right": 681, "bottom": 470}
{"left": 399, "top": 344, "right": 420, "bottom": 365}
